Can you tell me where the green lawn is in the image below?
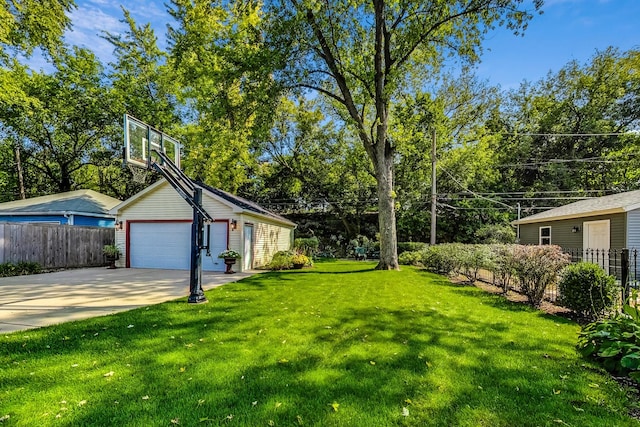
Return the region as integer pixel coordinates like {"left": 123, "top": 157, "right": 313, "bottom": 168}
{"left": 1, "top": 261, "right": 638, "bottom": 426}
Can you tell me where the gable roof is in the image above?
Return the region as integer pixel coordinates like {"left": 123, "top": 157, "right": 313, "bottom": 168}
{"left": 514, "top": 189, "right": 640, "bottom": 225}
{"left": 111, "top": 179, "right": 296, "bottom": 227}
{"left": 0, "top": 190, "right": 121, "bottom": 217}
{"left": 196, "top": 181, "right": 295, "bottom": 226}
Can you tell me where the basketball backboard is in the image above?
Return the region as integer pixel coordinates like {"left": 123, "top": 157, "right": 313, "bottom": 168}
{"left": 124, "top": 114, "right": 181, "bottom": 170}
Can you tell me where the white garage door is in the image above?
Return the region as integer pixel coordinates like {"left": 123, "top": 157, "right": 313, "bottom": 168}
{"left": 129, "top": 221, "right": 228, "bottom": 271}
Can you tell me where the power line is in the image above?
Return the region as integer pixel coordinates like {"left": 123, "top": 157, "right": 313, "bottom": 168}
{"left": 502, "top": 132, "right": 634, "bottom": 137}
{"left": 438, "top": 166, "right": 514, "bottom": 210}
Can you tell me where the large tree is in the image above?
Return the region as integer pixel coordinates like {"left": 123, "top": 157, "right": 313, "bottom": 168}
{"left": 0, "top": 0, "right": 74, "bottom": 61}
{"left": 0, "top": 47, "right": 118, "bottom": 194}
{"left": 263, "top": 0, "right": 542, "bottom": 269}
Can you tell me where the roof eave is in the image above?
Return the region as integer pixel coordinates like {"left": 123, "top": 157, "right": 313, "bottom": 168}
{"left": 0, "top": 210, "right": 115, "bottom": 218}
{"left": 109, "top": 179, "right": 166, "bottom": 214}
{"left": 513, "top": 207, "right": 625, "bottom": 225}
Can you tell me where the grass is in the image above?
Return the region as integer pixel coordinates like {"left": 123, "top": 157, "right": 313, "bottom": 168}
{"left": 0, "top": 260, "right": 638, "bottom": 426}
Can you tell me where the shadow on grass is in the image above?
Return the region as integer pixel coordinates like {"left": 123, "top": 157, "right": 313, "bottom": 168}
{"left": 0, "top": 262, "right": 632, "bottom": 426}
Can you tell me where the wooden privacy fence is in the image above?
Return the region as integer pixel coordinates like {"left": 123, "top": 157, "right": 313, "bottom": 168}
{"left": 0, "top": 223, "right": 114, "bottom": 269}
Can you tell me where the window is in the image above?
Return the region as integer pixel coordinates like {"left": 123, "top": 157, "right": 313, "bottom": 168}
{"left": 539, "top": 226, "right": 551, "bottom": 245}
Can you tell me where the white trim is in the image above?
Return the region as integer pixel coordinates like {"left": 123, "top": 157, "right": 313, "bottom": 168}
{"left": 111, "top": 180, "right": 296, "bottom": 228}
{"left": 513, "top": 208, "right": 624, "bottom": 225}
{"left": 539, "top": 226, "right": 552, "bottom": 245}
{"left": 582, "top": 219, "right": 611, "bottom": 249}
{"left": 0, "top": 211, "right": 114, "bottom": 219}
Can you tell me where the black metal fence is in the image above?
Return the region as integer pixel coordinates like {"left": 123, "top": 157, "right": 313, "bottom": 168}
{"left": 476, "top": 248, "right": 639, "bottom": 305}
{"left": 564, "top": 248, "right": 639, "bottom": 299}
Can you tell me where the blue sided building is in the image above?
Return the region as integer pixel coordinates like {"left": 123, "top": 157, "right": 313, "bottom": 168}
{"left": 0, "top": 190, "right": 121, "bottom": 228}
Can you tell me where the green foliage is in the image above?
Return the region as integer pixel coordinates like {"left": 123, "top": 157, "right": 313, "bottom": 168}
{"left": 291, "top": 253, "right": 310, "bottom": 266}
{"left": 511, "top": 245, "right": 570, "bottom": 307}
{"left": 489, "top": 244, "right": 518, "bottom": 293}
{"left": 475, "top": 224, "right": 516, "bottom": 244}
{"left": 458, "top": 244, "right": 495, "bottom": 282}
{"left": 267, "top": 250, "right": 294, "bottom": 270}
{"left": 397, "top": 242, "right": 427, "bottom": 255}
{"left": 421, "top": 245, "right": 458, "bottom": 276}
{"left": 0, "top": 0, "right": 74, "bottom": 62}
{"left": 102, "top": 245, "right": 121, "bottom": 257}
{"left": 1, "top": 46, "right": 120, "bottom": 195}
{"left": 218, "top": 249, "right": 241, "bottom": 259}
{"left": 2, "top": 260, "right": 637, "bottom": 426}
{"left": 0, "top": 261, "right": 41, "bottom": 277}
{"left": 578, "top": 314, "right": 640, "bottom": 380}
{"left": 398, "top": 250, "right": 424, "bottom": 266}
{"left": 293, "top": 237, "right": 319, "bottom": 257}
{"left": 558, "top": 262, "right": 619, "bottom": 320}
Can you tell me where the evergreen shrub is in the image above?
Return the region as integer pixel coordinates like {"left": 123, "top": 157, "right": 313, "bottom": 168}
{"left": 558, "top": 262, "right": 618, "bottom": 320}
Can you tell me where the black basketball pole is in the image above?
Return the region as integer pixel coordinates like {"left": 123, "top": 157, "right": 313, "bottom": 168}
{"left": 188, "top": 188, "right": 207, "bottom": 304}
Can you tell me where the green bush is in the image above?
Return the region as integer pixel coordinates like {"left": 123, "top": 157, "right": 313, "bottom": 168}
{"left": 474, "top": 224, "right": 516, "bottom": 244}
{"left": 294, "top": 237, "right": 319, "bottom": 257}
{"left": 455, "top": 244, "right": 494, "bottom": 283}
{"left": 397, "top": 242, "right": 427, "bottom": 255}
{"left": 291, "top": 253, "right": 310, "bottom": 266}
{"left": 422, "top": 245, "right": 457, "bottom": 275}
{"left": 489, "top": 245, "right": 517, "bottom": 293}
{"left": 398, "top": 250, "right": 423, "bottom": 266}
{"left": 267, "top": 251, "right": 294, "bottom": 270}
{"left": 578, "top": 314, "right": 640, "bottom": 380}
{"left": 558, "top": 262, "right": 619, "bottom": 320}
{"left": 512, "top": 245, "right": 570, "bottom": 307}
{"left": 0, "top": 261, "right": 42, "bottom": 277}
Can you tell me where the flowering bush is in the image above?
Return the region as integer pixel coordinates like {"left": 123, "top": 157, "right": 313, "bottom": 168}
{"left": 218, "top": 249, "right": 241, "bottom": 259}
{"left": 511, "top": 245, "right": 570, "bottom": 307}
{"left": 291, "top": 253, "right": 310, "bottom": 265}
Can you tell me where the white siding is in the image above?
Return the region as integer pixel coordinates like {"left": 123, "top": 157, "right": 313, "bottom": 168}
{"left": 246, "top": 214, "right": 293, "bottom": 268}
{"left": 114, "top": 181, "right": 295, "bottom": 270}
{"left": 627, "top": 209, "right": 640, "bottom": 249}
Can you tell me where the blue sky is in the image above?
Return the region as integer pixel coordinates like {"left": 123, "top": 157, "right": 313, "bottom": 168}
{"left": 53, "top": 0, "right": 639, "bottom": 89}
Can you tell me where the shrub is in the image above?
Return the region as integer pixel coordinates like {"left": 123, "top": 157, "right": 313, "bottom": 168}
{"left": 291, "top": 253, "right": 310, "bottom": 266}
{"left": 558, "top": 262, "right": 619, "bottom": 320}
{"left": 398, "top": 250, "right": 423, "bottom": 266}
{"left": 294, "top": 237, "right": 319, "bottom": 257}
{"left": 577, "top": 313, "right": 640, "bottom": 381}
{"left": 511, "top": 245, "right": 570, "bottom": 307}
{"left": 267, "top": 251, "right": 294, "bottom": 270}
{"left": 102, "top": 244, "right": 121, "bottom": 257}
{"left": 397, "top": 242, "right": 427, "bottom": 255}
{"left": 0, "top": 261, "right": 42, "bottom": 277}
{"left": 422, "top": 245, "right": 457, "bottom": 275}
{"left": 455, "top": 244, "right": 494, "bottom": 282}
{"left": 474, "top": 224, "right": 516, "bottom": 244}
{"left": 489, "top": 245, "right": 517, "bottom": 293}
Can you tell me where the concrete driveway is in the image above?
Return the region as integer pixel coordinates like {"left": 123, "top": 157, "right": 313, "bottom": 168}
{"left": 0, "top": 268, "right": 258, "bottom": 334}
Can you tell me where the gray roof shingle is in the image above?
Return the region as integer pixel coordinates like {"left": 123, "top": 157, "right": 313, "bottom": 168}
{"left": 0, "top": 190, "right": 121, "bottom": 215}
{"left": 514, "top": 189, "right": 640, "bottom": 224}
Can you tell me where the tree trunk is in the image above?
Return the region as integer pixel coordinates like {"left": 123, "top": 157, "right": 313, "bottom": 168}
{"left": 375, "top": 148, "right": 399, "bottom": 270}
{"left": 14, "top": 145, "right": 26, "bottom": 199}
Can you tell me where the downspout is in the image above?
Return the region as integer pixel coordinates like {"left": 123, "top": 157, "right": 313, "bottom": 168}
{"left": 64, "top": 212, "right": 74, "bottom": 225}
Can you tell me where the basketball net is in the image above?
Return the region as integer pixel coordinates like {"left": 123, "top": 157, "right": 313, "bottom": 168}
{"left": 127, "top": 163, "right": 150, "bottom": 184}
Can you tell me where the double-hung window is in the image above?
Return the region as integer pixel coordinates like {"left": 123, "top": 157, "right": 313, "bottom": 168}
{"left": 539, "top": 226, "right": 551, "bottom": 245}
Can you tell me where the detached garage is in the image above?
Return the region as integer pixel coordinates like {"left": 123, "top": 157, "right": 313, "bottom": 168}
{"left": 110, "top": 180, "right": 296, "bottom": 272}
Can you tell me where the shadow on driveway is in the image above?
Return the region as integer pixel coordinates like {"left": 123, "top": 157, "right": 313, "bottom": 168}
{"left": 0, "top": 267, "right": 258, "bottom": 333}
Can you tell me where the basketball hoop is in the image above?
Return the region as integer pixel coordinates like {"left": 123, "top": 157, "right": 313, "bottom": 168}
{"left": 127, "top": 163, "right": 150, "bottom": 184}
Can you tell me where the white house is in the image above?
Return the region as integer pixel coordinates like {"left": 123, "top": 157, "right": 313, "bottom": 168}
{"left": 109, "top": 179, "right": 296, "bottom": 271}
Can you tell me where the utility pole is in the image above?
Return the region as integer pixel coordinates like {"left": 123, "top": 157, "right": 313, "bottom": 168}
{"left": 516, "top": 202, "right": 521, "bottom": 243}
{"left": 430, "top": 128, "right": 437, "bottom": 246}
